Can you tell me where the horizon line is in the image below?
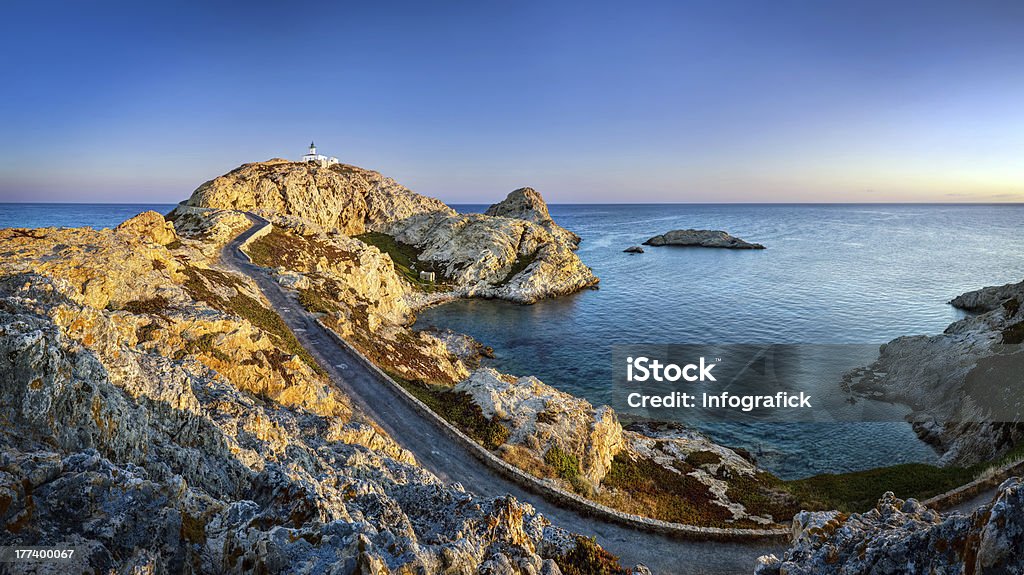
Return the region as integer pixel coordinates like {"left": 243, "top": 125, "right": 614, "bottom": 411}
{"left": 2, "top": 200, "right": 1023, "bottom": 206}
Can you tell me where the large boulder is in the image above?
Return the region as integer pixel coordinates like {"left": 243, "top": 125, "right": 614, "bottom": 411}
{"left": 455, "top": 368, "right": 623, "bottom": 486}
{"left": 116, "top": 210, "right": 179, "bottom": 246}
{"left": 383, "top": 189, "right": 598, "bottom": 304}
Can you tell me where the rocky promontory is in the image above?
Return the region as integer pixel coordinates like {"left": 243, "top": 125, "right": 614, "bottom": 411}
{"left": 175, "top": 160, "right": 597, "bottom": 304}
{"left": 844, "top": 278, "right": 1024, "bottom": 466}
{"left": 643, "top": 229, "right": 765, "bottom": 249}
{"left": 381, "top": 189, "right": 598, "bottom": 303}
{"left": 173, "top": 159, "right": 453, "bottom": 235}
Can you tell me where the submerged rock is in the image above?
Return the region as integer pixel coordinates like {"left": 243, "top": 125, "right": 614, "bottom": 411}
{"left": 755, "top": 478, "right": 1024, "bottom": 574}
{"left": 643, "top": 229, "right": 765, "bottom": 249}
{"left": 623, "top": 246, "right": 644, "bottom": 253}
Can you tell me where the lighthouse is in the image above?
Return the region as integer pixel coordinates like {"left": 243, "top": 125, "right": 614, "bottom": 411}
{"left": 301, "top": 141, "right": 339, "bottom": 167}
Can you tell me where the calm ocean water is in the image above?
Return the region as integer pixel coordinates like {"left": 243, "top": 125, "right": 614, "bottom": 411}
{"left": 419, "top": 204, "right": 1024, "bottom": 478}
{"left": 0, "top": 203, "right": 177, "bottom": 230}
{"left": 6, "top": 202, "right": 1023, "bottom": 478}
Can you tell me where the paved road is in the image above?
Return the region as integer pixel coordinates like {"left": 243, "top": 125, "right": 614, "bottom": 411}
{"left": 222, "top": 217, "right": 783, "bottom": 574}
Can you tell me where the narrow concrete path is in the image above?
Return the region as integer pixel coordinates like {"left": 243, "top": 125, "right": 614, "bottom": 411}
{"left": 221, "top": 217, "right": 783, "bottom": 574}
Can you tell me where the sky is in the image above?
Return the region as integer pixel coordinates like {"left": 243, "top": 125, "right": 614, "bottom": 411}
{"left": 1, "top": 0, "right": 1022, "bottom": 204}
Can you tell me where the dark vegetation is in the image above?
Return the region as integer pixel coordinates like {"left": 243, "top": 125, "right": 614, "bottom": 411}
{"left": 544, "top": 445, "right": 589, "bottom": 492}
{"left": 599, "top": 454, "right": 734, "bottom": 526}
{"left": 354, "top": 231, "right": 452, "bottom": 291}
{"left": 786, "top": 440, "right": 1024, "bottom": 513}
{"left": 298, "top": 287, "right": 339, "bottom": 316}
{"left": 555, "top": 537, "right": 630, "bottom": 575}
{"left": 387, "top": 371, "right": 510, "bottom": 449}
{"left": 246, "top": 229, "right": 354, "bottom": 272}
{"left": 496, "top": 250, "right": 538, "bottom": 287}
{"left": 684, "top": 450, "right": 722, "bottom": 467}
{"left": 173, "top": 332, "right": 231, "bottom": 363}
{"left": 181, "top": 265, "right": 325, "bottom": 376}
{"left": 120, "top": 295, "right": 170, "bottom": 315}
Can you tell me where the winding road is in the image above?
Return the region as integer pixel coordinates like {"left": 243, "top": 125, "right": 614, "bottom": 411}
{"left": 221, "top": 217, "right": 786, "bottom": 574}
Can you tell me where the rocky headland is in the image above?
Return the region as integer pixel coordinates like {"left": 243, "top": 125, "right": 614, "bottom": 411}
{"left": 174, "top": 161, "right": 598, "bottom": 305}
{"left": 643, "top": 229, "right": 765, "bottom": 249}
{"left": 843, "top": 278, "right": 1024, "bottom": 466}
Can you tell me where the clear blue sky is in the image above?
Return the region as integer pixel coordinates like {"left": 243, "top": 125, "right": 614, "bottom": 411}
{"left": 1, "top": 0, "right": 1022, "bottom": 204}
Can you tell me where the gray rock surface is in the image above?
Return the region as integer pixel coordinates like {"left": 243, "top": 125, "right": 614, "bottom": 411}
{"left": 0, "top": 225, "right": 590, "bottom": 574}
{"left": 643, "top": 229, "right": 765, "bottom": 249}
{"left": 485, "top": 187, "right": 581, "bottom": 247}
{"left": 755, "top": 478, "right": 1024, "bottom": 574}
{"left": 844, "top": 279, "right": 1024, "bottom": 465}
{"left": 623, "top": 246, "right": 644, "bottom": 254}
{"left": 382, "top": 190, "right": 598, "bottom": 304}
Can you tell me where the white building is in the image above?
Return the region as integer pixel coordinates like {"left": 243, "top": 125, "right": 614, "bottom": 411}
{"left": 301, "top": 141, "right": 339, "bottom": 167}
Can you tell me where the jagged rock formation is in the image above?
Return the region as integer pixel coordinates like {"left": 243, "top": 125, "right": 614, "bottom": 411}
{"left": 174, "top": 159, "right": 454, "bottom": 235}
{"left": 643, "top": 229, "right": 765, "bottom": 249}
{"left": 453, "top": 371, "right": 791, "bottom": 527}
{"left": 455, "top": 369, "right": 623, "bottom": 487}
{"left": 0, "top": 221, "right": 602, "bottom": 574}
{"left": 755, "top": 478, "right": 1024, "bottom": 574}
{"left": 485, "top": 187, "right": 581, "bottom": 247}
{"left": 382, "top": 188, "right": 598, "bottom": 304}
{"left": 844, "top": 279, "right": 1024, "bottom": 466}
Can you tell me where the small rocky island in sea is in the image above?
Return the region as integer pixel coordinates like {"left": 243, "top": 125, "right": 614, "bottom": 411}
{"left": 643, "top": 229, "right": 765, "bottom": 249}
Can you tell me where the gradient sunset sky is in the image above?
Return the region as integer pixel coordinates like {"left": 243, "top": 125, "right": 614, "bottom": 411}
{"left": 1, "top": 1, "right": 1022, "bottom": 204}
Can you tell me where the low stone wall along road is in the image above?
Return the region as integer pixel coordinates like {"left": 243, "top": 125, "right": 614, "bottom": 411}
{"left": 223, "top": 216, "right": 788, "bottom": 574}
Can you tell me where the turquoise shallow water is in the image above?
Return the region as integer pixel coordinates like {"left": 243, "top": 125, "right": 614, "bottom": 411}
{"left": 417, "top": 204, "right": 1024, "bottom": 478}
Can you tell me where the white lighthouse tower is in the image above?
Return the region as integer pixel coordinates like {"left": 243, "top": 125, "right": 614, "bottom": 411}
{"left": 301, "top": 141, "right": 339, "bottom": 167}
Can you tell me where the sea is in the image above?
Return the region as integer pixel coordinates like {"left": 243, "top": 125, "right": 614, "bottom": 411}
{"left": 417, "top": 204, "right": 1024, "bottom": 478}
{"left": 5, "top": 202, "right": 1024, "bottom": 478}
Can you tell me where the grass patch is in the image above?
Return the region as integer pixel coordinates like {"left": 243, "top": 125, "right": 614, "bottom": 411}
{"left": 388, "top": 372, "right": 509, "bottom": 449}
{"left": 246, "top": 229, "right": 355, "bottom": 272}
{"left": 544, "top": 445, "right": 581, "bottom": 481}
{"left": 120, "top": 295, "right": 170, "bottom": 315}
{"left": 298, "top": 287, "right": 339, "bottom": 315}
{"left": 685, "top": 450, "right": 722, "bottom": 467}
{"left": 354, "top": 231, "right": 451, "bottom": 291}
{"left": 555, "top": 536, "right": 629, "bottom": 575}
{"left": 181, "top": 266, "right": 325, "bottom": 376}
{"left": 784, "top": 463, "right": 977, "bottom": 513}
{"left": 599, "top": 454, "right": 733, "bottom": 525}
